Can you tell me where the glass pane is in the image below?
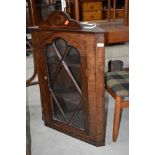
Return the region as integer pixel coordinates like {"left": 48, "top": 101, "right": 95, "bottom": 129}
{"left": 51, "top": 94, "right": 67, "bottom": 123}
{"left": 55, "top": 38, "right": 68, "bottom": 57}
{"left": 64, "top": 47, "right": 81, "bottom": 87}
{"left": 45, "top": 44, "right": 60, "bottom": 87}
{"left": 45, "top": 38, "right": 84, "bottom": 130}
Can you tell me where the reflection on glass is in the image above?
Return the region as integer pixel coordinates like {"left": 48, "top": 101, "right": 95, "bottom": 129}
{"left": 45, "top": 38, "right": 84, "bottom": 129}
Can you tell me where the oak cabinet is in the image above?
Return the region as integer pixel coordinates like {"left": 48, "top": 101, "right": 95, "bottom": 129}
{"left": 30, "top": 11, "right": 106, "bottom": 146}
{"left": 80, "top": 1, "right": 103, "bottom": 21}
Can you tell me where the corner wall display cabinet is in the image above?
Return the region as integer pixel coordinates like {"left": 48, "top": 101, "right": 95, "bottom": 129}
{"left": 29, "top": 11, "right": 105, "bottom": 146}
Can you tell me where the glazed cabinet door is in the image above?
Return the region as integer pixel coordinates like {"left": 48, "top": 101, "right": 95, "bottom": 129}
{"left": 41, "top": 36, "right": 88, "bottom": 132}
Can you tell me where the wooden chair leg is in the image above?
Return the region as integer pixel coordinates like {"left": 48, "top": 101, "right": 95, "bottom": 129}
{"left": 113, "top": 96, "right": 121, "bottom": 142}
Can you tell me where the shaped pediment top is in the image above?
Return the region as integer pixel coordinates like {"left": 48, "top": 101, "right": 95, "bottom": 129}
{"left": 40, "top": 11, "right": 82, "bottom": 30}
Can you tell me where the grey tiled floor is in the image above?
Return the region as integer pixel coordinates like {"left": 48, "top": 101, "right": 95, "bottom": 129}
{"left": 26, "top": 44, "right": 129, "bottom": 155}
